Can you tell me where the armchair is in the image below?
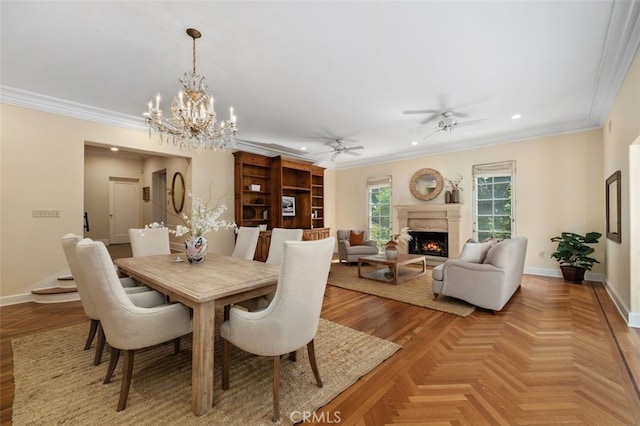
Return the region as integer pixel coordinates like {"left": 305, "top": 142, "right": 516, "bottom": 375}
{"left": 337, "top": 229, "right": 378, "bottom": 264}
{"left": 432, "top": 237, "right": 528, "bottom": 312}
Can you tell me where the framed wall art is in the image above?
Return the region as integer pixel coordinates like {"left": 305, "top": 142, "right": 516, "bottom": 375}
{"left": 282, "top": 196, "right": 295, "bottom": 217}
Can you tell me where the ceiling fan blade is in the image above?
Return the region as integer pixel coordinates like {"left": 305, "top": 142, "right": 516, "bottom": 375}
{"left": 330, "top": 152, "right": 340, "bottom": 161}
{"left": 345, "top": 145, "right": 365, "bottom": 151}
{"left": 455, "top": 118, "right": 486, "bottom": 127}
{"left": 403, "top": 109, "right": 440, "bottom": 115}
{"left": 344, "top": 150, "right": 362, "bottom": 156}
{"left": 423, "top": 129, "right": 442, "bottom": 140}
{"left": 419, "top": 113, "right": 442, "bottom": 125}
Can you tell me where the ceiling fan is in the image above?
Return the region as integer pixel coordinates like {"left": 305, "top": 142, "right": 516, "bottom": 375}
{"left": 315, "top": 139, "right": 364, "bottom": 161}
{"left": 413, "top": 111, "right": 485, "bottom": 139}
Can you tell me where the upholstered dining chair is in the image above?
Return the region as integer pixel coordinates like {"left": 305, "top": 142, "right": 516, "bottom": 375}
{"left": 75, "top": 238, "right": 192, "bottom": 411}
{"left": 128, "top": 227, "right": 171, "bottom": 257}
{"left": 61, "top": 234, "right": 166, "bottom": 366}
{"left": 231, "top": 226, "right": 261, "bottom": 260}
{"left": 265, "top": 228, "right": 304, "bottom": 264}
{"left": 221, "top": 237, "right": 335, "bottom": 421}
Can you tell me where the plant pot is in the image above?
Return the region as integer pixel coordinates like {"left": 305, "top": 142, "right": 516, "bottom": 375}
{"left": 560, "top": 265, "right": 586, "bottom": 284}
{"left": 385, "top": 241, "right": 398, "bottom": 259}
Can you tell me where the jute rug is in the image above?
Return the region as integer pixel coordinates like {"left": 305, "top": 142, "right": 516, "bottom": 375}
{"left": 12, "top": 319, "right": 400, "bottom": 425}
{"left": 328, "top": 260, "right": 475, "bottom": 317}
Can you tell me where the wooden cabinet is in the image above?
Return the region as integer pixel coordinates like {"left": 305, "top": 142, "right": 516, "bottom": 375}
{"left": 234, "top": 151, "right": 325, "bottom": 230}
{"left": 233, "top": 152, "right": 273, "bottom": 229}
{"left": 234, "top": 151, "right": 329, "bottom": 261}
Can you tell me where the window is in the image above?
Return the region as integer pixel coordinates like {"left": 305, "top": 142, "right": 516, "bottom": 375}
{"left": 472, "top": 161, "right": 515, "bottom": 240}
{"left": 367, "top": 176, "right": 392, "bottom": 246}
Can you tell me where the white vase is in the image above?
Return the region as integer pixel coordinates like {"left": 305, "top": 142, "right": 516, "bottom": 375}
{"left": 185, "top": 236, "right": 208, "bottom": 263}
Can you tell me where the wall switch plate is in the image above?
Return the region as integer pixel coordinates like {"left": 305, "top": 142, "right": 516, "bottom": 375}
{"left": 33, "top": 210, "right": 60, "bottom": 218}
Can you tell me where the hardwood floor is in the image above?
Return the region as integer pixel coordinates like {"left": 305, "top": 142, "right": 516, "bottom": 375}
{"left": 2, "top": 272, "right": 639, "bottom": 424}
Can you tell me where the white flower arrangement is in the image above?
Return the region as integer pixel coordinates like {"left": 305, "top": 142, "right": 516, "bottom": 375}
{"left": 147, "top": 190, "right": 236, "bottom": 238}
{"left": 391, "top": 227, "right": 413, "bottom": 243}
{"left": 445, "top": 174, "right": 463, "bottom": 191}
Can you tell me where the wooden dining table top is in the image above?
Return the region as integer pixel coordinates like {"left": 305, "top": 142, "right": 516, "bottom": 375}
{"left": 115, "top": 253, "right": 280, "bottom": 305}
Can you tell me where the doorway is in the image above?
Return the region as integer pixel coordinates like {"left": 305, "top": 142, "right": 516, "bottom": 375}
{"left": 109, "top": 178, "right": 140, "bottom": 244}
{"left": 152, "top": 170, "right": 168, "bottom": 224}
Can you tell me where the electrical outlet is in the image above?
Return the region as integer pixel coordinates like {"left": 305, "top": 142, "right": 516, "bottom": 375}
{"left": 33, "top": 210, "right": 60, "bottom": 218}
{"left": 537, "top": 251, "right": 544, "bottom": 258}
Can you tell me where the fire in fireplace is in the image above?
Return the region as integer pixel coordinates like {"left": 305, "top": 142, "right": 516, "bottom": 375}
{"left": 408, "top": 231, "right": 448, "bottom": 257}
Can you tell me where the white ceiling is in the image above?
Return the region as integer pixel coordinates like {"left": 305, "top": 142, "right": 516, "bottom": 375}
{"left": 2, "top": 1, "right": 639, "bottom": 169}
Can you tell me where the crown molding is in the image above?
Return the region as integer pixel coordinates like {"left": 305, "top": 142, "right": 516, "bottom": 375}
{"left": 0, "top": 86, "right": 147, "bottom": 131}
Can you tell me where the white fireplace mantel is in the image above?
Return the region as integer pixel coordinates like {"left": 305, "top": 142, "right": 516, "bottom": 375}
{"left": 395, "top": 204, "right": 463, "bottom": 263}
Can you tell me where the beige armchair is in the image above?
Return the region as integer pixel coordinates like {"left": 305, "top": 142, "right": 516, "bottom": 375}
{"left": 128, "top": 227, "right": 171, "bottom": 257}
{"left": 432, "top": 237, "right": 528, "bottom": 312}
{"left": 337, "top": 229, "right": 378, "bottom": 264}
{"left": 221, "top": 237, "right": 335, "bottom": 422}
{"left": 61, "top": 234, "right": 166, "bottom": 366}
{"left": 75, "top": 238, "right": 192, "bottom": 411}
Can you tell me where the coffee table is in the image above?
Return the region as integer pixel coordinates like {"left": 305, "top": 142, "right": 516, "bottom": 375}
{"left": 357, "top": 253, "right": 427, "bottom": 285}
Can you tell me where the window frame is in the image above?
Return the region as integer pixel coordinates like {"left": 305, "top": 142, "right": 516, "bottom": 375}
{"left": 367, "top": 175, "right": 392, "bottom": 247}
{"left": 472, "top": 161, "right": 516, "bottom": 240}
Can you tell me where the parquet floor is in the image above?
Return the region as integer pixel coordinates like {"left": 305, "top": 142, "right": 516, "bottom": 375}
{"left": 2, "top": 263, "right": 639, "bottom": 424}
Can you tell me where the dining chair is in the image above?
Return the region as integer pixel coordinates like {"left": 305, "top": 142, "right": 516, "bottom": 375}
{"left": 128, "top": 227, "right": 171, "bottom": 257}
{"left": 221, "top": 237, "right": 335, "bottom": 421}
{"left": 231, "top": 226, "right": 260, "bottom": 260}
{"left": 75, "top": 238, "right": 192, "bottom": 411}
{"left": 265, "top": 228, "right": 304, "bottom": 264}
{"left": 61, "top": 234, "right": 166, "bottom": 366}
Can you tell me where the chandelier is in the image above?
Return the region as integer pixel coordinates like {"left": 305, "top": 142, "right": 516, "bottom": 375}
{"left": 143, "top": 28, "right": 238, "bottom": 152}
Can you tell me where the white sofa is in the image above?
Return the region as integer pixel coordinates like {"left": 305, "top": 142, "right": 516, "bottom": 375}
{"left": 432, "top": 237, "right": 528, "bottom": 311}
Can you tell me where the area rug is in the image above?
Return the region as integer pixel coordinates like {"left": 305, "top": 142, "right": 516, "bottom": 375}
{"left": 328, "top": 260, "right": 475, "bottom": 317}
{"left": 12, "top": 319, "right": 400, "bottom": 425}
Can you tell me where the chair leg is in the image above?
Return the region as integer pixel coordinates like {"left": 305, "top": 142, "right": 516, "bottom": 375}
{"left": 104, "top": 347, "right": 120, "bottom": 384}
{"left": 222, "top": 338, "right": 231, "bottom": 390}
{"left": 307, "top": 339, "right": 323, "bottom": 387}
{"left": 94, "top": 326, "right": 106, "bottom": 366}
{"left": 85, "top": 319, "right": 99, "bottom": 350}
{"left": 117, "top": 350, "right": 135, "bottom": 411}
{"left": 272, "top": 356, "right": 280, "bottom": 422}
{"left": 173, "top": 337, "right": 181, "bottom": 354}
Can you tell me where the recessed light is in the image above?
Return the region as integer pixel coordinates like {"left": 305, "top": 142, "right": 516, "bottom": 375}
{"left": 411, "top": 141, "right": 418, "bottom": 146}
{"left": 300, "top": 146, "right": 307, "bottom": 151}
{"left": 110, "top": 147, "right": 119, "bottom": 152}
{"left": 511, "top": 114, "right": 522, "bottom": 120}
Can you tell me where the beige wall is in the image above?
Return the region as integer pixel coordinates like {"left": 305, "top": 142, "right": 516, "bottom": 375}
{"left": 0, "top": 104, "right": 236, "bottom": 301}
{"left": 603, "top": 50, "right": 640, "bottom": 321}
{"left": 334, "top": 129, "right": 605, "bottom": 277}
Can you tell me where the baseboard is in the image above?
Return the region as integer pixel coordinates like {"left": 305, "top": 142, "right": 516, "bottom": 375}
{"left": 602, "top": 278, "right": 633, "bottom": 326}
{"left": 0, "top": 293, "right": 33, "bottom": 306}
{"left": 629, "top": 312, "right": 640, "bottom": 328}
{"left": 523, "top": 267, "right": 605, "bottom": 283}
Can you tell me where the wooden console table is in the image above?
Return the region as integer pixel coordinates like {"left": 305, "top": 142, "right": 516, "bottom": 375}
{"left": 357, "top": 254, "right": 427, "bottom": 285}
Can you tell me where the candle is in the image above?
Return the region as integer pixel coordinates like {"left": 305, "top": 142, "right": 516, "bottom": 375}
{"left": 155, "top": 94, "right": 160, "bottom": 110}
{"left": 178, "top": 91, "right": 184, "bottom": 109}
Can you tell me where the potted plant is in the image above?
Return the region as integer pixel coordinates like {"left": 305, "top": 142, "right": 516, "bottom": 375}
{"left": 550, "top": 231, "right": 602, "bottom": 284}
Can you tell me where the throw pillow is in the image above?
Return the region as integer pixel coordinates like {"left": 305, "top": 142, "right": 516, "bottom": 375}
{"left": 350, "top": 230, "right": 365, "bottom": 246}
{"left": 458, "top": 241, "right": 493, "bottom": 263}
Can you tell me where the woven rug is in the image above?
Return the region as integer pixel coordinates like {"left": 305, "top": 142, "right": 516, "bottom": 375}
{"left": 328, "top": 260, "right": 475, "bottom": 317}
{"left": 12, "top": 319, "right": 400, "bottom": 425}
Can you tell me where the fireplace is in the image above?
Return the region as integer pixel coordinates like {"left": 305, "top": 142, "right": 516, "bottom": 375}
{"left": 395, "top": 204, "right": 462, "bottom": 265}
{"left": 408, "top": 231, "right": 448, "bottom": 258}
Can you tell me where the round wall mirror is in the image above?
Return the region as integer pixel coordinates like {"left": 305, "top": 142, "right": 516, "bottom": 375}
{"left": 171, "top": 172, "right": 185, "bottom": 213}
{"left": 410, "top": 168, "right": 444, "bottom": 201}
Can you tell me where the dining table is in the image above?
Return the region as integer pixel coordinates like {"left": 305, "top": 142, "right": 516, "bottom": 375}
{"left": 114, "top": 253, "right": 280, "bottom": 416}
